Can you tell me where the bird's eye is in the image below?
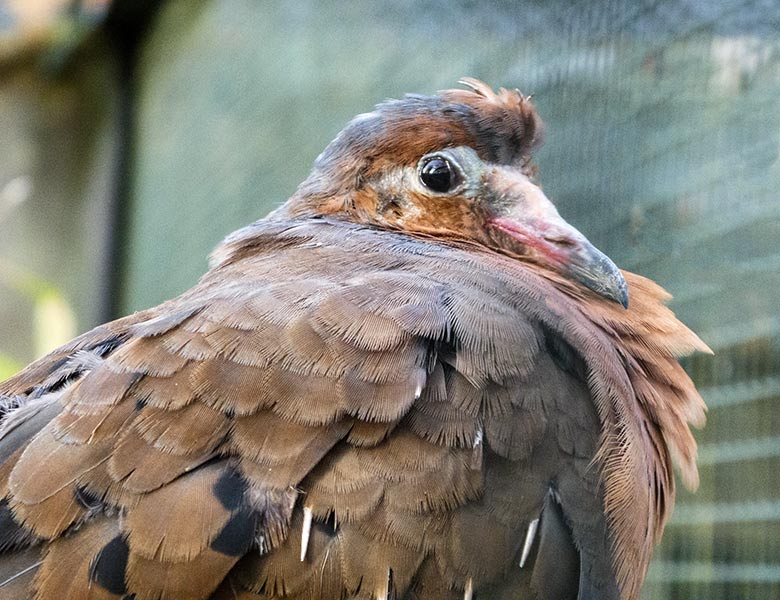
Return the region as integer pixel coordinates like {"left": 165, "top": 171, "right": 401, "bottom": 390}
{"left": 419, "top": 156, "right": 461, "bottom": 193}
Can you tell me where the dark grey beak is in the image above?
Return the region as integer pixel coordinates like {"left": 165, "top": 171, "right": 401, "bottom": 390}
{"left": 487, "top": 167, "right": 629, "bottom": 309}
{"left": 565, "top": 241, "right": 629, "bottom": 309}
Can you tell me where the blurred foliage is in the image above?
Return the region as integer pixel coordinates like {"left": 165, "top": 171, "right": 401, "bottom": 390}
{"left": 0, "top": 0, "right": 118, "bottom": 374}
{"left": 0, "top": 354, "right": 20, "bottom": 381}
{"left": 0, "top": 218, "right": 76, "bottom": 378}
{"left": 0, "top": 0, "right": 109, "bottom": 69}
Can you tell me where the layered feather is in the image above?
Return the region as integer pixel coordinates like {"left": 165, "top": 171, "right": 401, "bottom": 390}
{"left": 0, "top": 80, "right": 706, "bottom": 600}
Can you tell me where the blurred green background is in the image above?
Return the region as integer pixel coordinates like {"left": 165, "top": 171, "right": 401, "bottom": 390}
{"left": 1, "top": 1, "right": 779, "bottom": 598}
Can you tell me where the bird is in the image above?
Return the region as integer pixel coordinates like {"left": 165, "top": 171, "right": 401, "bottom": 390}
{"left": 0, "top": 78, "right": 708, "bottom": 600}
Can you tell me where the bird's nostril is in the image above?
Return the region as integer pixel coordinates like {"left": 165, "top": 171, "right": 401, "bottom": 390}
{"left": 543, "top": 235, "right": 576, "bottom": 248}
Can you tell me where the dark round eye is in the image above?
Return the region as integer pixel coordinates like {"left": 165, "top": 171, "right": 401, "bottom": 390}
{"left": 419, "top": 156, "right": 460, "bottom": 193}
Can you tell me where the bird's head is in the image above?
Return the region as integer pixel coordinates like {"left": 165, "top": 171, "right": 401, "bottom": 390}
{"left": 276, "top": 78, "right": 628, "bottom": 308}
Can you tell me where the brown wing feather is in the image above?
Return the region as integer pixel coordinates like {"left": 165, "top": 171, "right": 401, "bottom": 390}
{"left": 33, "top": 517, "right": 122, "bottom": 600}
{"left": 0, "top": 219, "right": 705, "bottom": 600}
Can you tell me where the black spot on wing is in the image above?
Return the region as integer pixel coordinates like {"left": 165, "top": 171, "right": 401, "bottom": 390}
{"left": 209, "top": 508, "right": 256, "bottom": 557}
{"left": 89, "top": 535, "right": 129, "bottom": 595}
{"left": 29, "top": 333, "right": 131, "bottom": 399}
{"left": 213, "top": 467, "right": 247, "bottom": 511}
{"left": 0, "top": 498, "right": 34, "bottom": 551}
{"left": 28, "top": 357, "right": 70, "bottom": 398}
{"left": 87, "top": 333, "right": 130, "bottom": 358}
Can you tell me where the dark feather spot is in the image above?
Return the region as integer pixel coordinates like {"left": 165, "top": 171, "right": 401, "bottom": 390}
{"left": 0, "top": 499, "right": 34, "bottom": 551}
{"left": 213, "top": 467, "right": 248, "bottom": 511}
{"left": 75, "top": 486, "right": 103, "bottom": 510}
{"left": 89, "top": 535, "right": 129, "bottom": 595}
{"left": 29, "top": 334, "right": 131, "bottom": 399}
{"left": 29, "top": 357, "right": 70, "bottom": 398}
{"left": 323, "top": 511, "right": 337, "bottom": 533}
{"left": 86, "top": 333, "right": 130, "bottom": 358}
{"left": 543, "top": 326, "right": 586, "bottom": 381}
{"left": 210, "top": 508, "right": 256, "bottom": 556}
{"left": 531, "top": 493, "right": 579, "bottom": 600}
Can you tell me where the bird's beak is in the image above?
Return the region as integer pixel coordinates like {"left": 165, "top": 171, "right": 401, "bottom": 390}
{"left": 487, "top": 168, "right": 629, "bottom": 308}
